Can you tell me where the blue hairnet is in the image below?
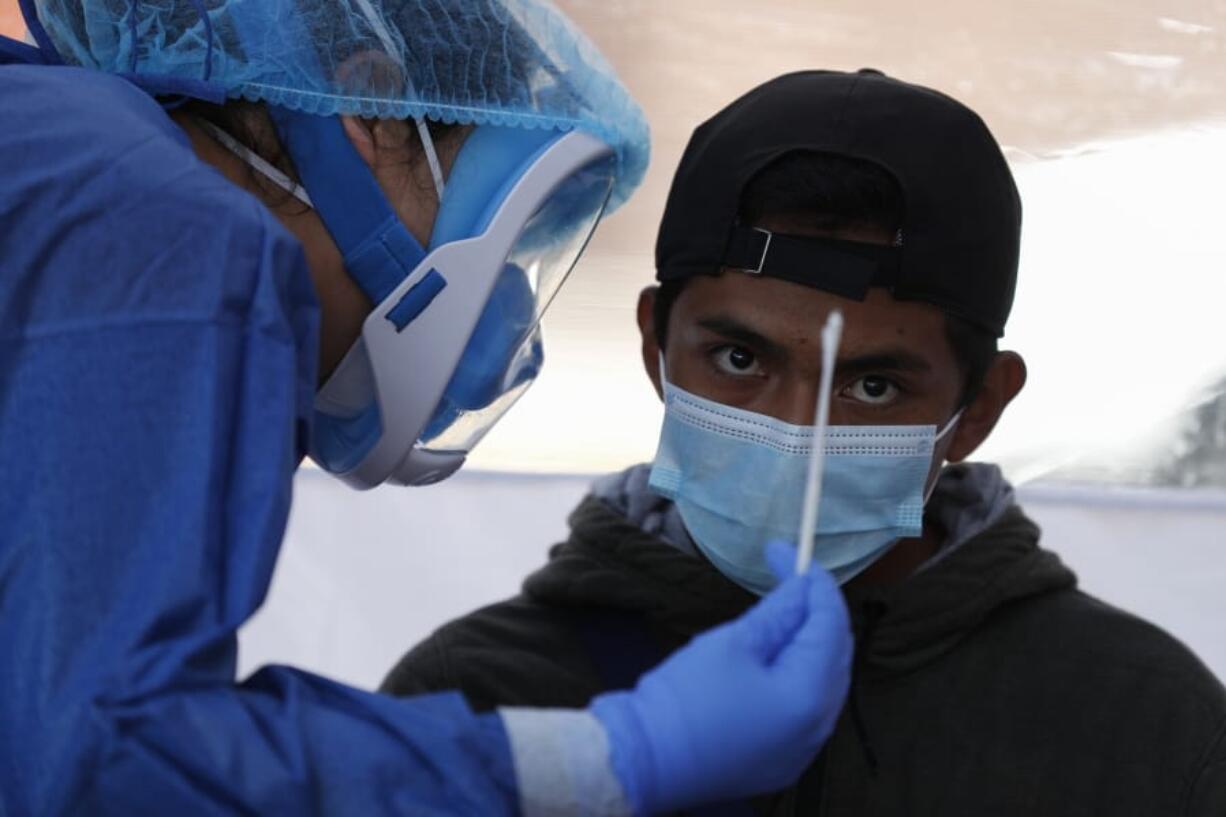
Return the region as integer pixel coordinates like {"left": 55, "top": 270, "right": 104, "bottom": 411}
{"left": 28, "top": 0, "right": 649, "bottom": 209}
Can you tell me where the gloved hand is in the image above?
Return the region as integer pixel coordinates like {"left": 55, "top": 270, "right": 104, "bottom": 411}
{"left": 590, "top": 540, "right": 853, "bottom": 815}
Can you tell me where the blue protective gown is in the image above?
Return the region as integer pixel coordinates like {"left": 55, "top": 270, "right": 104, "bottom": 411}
{"left": 0, "top": 64, "right": 523, "bottom": 815}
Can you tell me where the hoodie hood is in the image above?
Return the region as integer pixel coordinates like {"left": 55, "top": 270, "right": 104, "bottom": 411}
{"left": 842, "top": 505, "right": 1075, "bottom": 676}
{"left": 524, "top": 464, "right": 1077, "bottom": 676}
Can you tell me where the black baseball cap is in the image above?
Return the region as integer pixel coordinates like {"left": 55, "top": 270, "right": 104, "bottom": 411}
{"left": 655, "top": 69, "right": 1021, "bottom": 338}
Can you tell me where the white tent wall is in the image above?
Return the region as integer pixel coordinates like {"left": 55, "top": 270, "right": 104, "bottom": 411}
{"left": 239, "top": 470, "right": 1226, "bottom": 691}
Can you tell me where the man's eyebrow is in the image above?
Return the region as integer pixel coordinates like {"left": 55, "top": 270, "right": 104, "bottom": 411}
{"left": 836, "top": 350, "right": 933, "bottom": 376}
{"left": 695, "top": 316, "right": 788, "bottom": 358}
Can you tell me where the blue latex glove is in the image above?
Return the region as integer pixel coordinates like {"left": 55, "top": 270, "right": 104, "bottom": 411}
{"left": 591, "top": 540, "right": 853, "bottom": 816}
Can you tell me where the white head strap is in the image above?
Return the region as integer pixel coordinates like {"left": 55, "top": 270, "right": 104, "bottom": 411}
{"left": 351, "top": 0, "right": 447, "bottom": 200}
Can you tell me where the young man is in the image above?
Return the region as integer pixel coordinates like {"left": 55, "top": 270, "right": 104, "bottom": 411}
{"left": 383, "top": 70, "right": 1226, "bottom": 815}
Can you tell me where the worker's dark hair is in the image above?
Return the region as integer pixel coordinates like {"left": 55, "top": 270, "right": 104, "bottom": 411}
{"left": 653, "top": 152, "right": 998, "bottom": 404}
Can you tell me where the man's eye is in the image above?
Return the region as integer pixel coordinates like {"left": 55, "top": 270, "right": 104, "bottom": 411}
{"left": 712, "top": 346, "right": 762, "bottom": 376}
{"left": 845, "top": 375, "right": 899, "bottom": 405}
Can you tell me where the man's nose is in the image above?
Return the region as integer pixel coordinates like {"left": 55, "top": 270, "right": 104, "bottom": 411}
{"left": 775, "top": 380, "right": 824, "bottom": 427}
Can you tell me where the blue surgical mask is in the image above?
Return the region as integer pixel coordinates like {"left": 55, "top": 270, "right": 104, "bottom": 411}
{"left": 648, "top": 378, "right": 961, "bottom": 594}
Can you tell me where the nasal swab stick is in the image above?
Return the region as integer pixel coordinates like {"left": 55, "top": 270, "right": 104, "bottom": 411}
{"left": 796, "top": 310, "right": 843, "bottom": 575}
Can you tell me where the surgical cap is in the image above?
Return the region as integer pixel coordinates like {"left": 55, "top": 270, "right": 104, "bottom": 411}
{"left": 29, "top": 0, "right": 649, "bottom": 210}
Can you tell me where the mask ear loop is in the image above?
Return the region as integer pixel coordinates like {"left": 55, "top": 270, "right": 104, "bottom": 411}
{"left": 200, "top": 120, "right": 315, "bottom": 208}
{"left": 935, "top": 409, "right": 964, "bottom": 442}
{"left": 415, "top": 120, "right": 447, "bottom": 202}
{"left": 923, "top": 408, "right": 966, "bottom": 502}
{"left": 796, "top": 309, "right": 844, "bottom": 575}
{"left": 349, "top": 0, "right": 447, "bottom": 202}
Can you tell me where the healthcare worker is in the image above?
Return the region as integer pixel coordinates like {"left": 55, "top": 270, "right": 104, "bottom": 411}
{"left": 0, "top": 1, "right": 854, "bottom": 815}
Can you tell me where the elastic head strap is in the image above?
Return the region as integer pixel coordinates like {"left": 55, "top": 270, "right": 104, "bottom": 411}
{"left": 268, "top": 107, "right": 428, "bottom": 305}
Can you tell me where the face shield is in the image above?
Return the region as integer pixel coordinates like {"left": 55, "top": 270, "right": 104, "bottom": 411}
{"left": 415, "top": 160, "right": 614, "bottom": 454}
{"left": 308, "top": 126, "right": 616, "bottom": 487}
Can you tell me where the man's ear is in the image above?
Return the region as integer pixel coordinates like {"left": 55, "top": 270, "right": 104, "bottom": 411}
{"left": 945, "top": 351, "right": 1027, "bottom": 462}
{"left": 637, "top": 286, "right": 664, "bottom": 400}
{"left": 341, "top": 116, "right": 379, "bottom": 169}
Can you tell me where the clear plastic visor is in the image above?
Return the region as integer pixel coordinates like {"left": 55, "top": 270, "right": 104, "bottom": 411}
{"left": 416, "top": 152, "right": 617, "bottom": 454}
